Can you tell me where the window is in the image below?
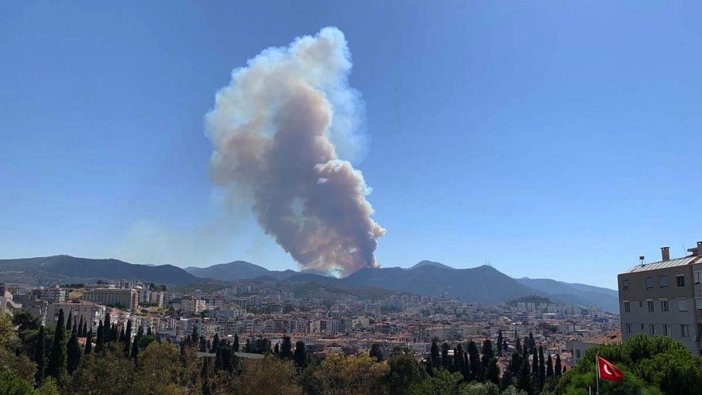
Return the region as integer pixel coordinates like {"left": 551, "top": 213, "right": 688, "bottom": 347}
{"left": 623, "top": 280, "right": 629, "bottom": 291}
{"left": 646, "top": 277, "right": 653, "bottom": 289}
{"left": 647, "top": 300, "right": 654, "bottom": 312}
{"left": 623, "top": 301, "right": 630, "bottom": 312}
{"left": 626, "top": 323, "right": 632, "bottom": 334}
{"left": 663, "top": 324, "right": 669, "bottom": 336}
{"left": 681, "top": 324, "right": 690, "bottom": 338}
{"left": 661, "top": 300, "right": 669, "bottom": 312}
{"left": 649, "top": 324, "right": 655, "bottom": 335}
{"left": 677, "top": 275, "right": 686, "bottom": 287}
{"left": 678, "top": 299, "right": 689, "bottom": 312}
{"left": 659, "top": 275, "right": 668, "bottom": 288}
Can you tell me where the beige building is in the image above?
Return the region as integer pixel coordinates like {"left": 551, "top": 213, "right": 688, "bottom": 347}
{"left": 84, "top": 288, "right": 139, "bottom": 311}
{"left": 618, "top": 242, "right": 702, "bottom": 355}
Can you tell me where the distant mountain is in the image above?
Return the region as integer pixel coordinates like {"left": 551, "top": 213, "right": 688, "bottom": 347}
{"left": 411, "top": 260, "right": 454, "bottom": 270}
{"left": 183, "top": 259, "right": 619, "bottom": 311}
{"left": 0, "top": 255, "right": 196, "bottom": 285}
{"left": 516, "top": 277, "right": 619, "bottom": 313}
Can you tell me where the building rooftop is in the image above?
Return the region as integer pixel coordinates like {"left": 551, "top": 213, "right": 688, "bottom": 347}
{"left": 624, "top": 255, "right": 702, "bottom": 273}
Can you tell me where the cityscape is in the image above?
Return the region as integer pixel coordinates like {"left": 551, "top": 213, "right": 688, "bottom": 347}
{"left": 2, "top": 2, "right": 701, "bottom": 395}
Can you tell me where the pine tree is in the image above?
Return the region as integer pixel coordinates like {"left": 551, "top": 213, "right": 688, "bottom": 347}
{"left": 497, "top": 330, "right": 503, "bottom": 356}
{"left": 67, "top": 332, "right": 81, "bottom": 374}
{"left": 293, "top": 341, "right": 307, "bottom": 369}
{"left": 85, "top": 330, "right": 93, "bottom": 355}
{"left": 47, "top": 309, "right": 67, "bottom": 381}
{"left": 554, "top": 354, "right": 562, "bottom": 376}
{"left": 34, "top": 325, "right": 46, "bottom": 385}
{"left": 546, "top": 354, "right": 554, "bottom": 377}
{"left": 233, "top": 334, "right": 240, "bottom": 352}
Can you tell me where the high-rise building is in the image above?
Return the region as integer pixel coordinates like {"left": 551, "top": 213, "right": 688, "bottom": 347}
{"left": 618, "top": 241, "right": 702, "bottom": 354}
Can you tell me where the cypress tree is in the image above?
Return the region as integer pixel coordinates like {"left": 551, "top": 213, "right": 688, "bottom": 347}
{"left": 554, "top": 354, "right": 562, "bottom": 376}
{"left": 95, "top": 321, "right": 104, "bottom": 353}
{"left": 467, "top": 340, "right": 481, "bottom": 381}
{"left": 517, "top": 355, "right": 531, "bottom": 393}
{"left": 293, "top": 341, "right": 306, "bottom": 369}
{"left": 528, "top": 332, "right": 535, "bottom": 352}
{"left": 481, "top": 340, "right": 495, "bottom": 378}
{"left": 430, "top": 339, "right": 441, "bottom": 370}
{"left": 273, "top": 343, "right": 279, "bottom": 355}
{"left": 110, "top": 323, "right": 118, "bottom": 342}
{"left": 85, "top": 330, "right": 93, "bottom": 355}
{"left": 103, "top": 315, "right": 111, "bottom": 342}
{"left": 66, "top": 310, "right": 73, "bottom": 332}
{"left": 77, "top": 316, "right": 83, "bottom": 337}
{"left": 119, "top": 326, "right": 125, "bottom": 343}
{"left": 34, "top": 325, "right": 46, "bottom": 385}
{"left": 510, "top": 351, "right": 521, "bottom": 376}
{"left": 81, "top": 321, "right": 87, "bottom": 338}
{"left": 47, "top": 309, "right": 67, "bottom": 381}
{"left": 130, "top": 335, "right": 139, "bottom": 362}
{"left": 538, "top": 346, "right": 546, "bottom": 391}
{"left": 486, "top": 358, "right": 500, "bottom": 385}
{"left": 497, "top": 330, "right": 503, "bottom": 356}
{"left": 441, "top": 342, "right": 452, "bottom": 371}
{"left": 67, "top": 332, "right": 81, "bottom": 374}
{"left": 233, "top": 334, "right": 239, "bottom": 352}
{"left": 191, "top": 325, "right": 199, "bottom": 344}
{"left": 531, "top": 346, "right": 538, "bottom": 387}
{"left": 124, "top": 320, "right": 132, "bottom": 357}
{"left": 546, "top": 354, "right": 554, "bottom": 377}
{"left": 146, "top": 326, "right": 152, "bottom": 336}
{"left": 515, "top": 337, "right": 522, "bottom": 356}
{"left": 280, "top": 336, "right": 293, "bottom": 359}
{"left": 201, "top": 356, "right": 212, "bottom": 395}
{"left": 523, "top": 337, "right": 529, "bottom": 355}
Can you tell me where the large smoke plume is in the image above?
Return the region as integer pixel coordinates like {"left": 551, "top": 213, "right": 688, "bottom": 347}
{"left": 205, "top": 27, "right": 385, "bottom": 276}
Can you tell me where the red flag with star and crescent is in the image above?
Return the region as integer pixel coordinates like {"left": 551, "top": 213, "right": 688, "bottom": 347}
{"left": 597, "top": 356, "right": 624, "bottom": 383}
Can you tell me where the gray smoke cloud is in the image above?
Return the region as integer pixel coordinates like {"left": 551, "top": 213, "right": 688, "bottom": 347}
{"left": 205, "top": 27, "right": 385, "bottom": 276}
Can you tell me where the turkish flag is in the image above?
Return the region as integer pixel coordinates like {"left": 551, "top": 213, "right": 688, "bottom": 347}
{"left": 597, "top": 356, "right": 624, "bottom": 383}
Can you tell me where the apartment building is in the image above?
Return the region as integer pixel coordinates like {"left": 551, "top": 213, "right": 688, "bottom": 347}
{"left": 618, "top": 242, "right": 702, "bottom": 354}
{"left": 46, "top": 300, "right": 105, "bottom": 330}
{"left": 84, "top": 287, "right": 139, "bottom": 311}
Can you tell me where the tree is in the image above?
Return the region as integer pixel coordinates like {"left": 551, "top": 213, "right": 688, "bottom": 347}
{"left": 486, "top": 358, "right": 500, "bottom": 385}
{"left": 312, "top": 353, "right": 388, "bottom": 395}
{"left": 481, "top": 339, "right": 495, "bottom": 378}
{"left": 517, "top": 354, "right": 531, "bottom": 393}
{"left": 370, "top": 343, "right": 384, "bottom": 362}
{"left": 103, "top": 314, "right": 110, "bottom": 342}
{"left": 386, "top": 350, "right": 428, "bottom": 394}
{"left": 124, "top": 320, "right": 132, "bottom": 357}
{"left": 528, "top": 332, "right": 535, "bottom": 353}
{"left": 65, "top": 311, "right": 72, "bottom": 332}
{"left": 85, "top": 330, "right": 93, "bottom": 355}
{"left": 515, "top": 337, "right": 522, "bottom": 356}
{"left": 0, "top": 370, "right": 35, "bottom": 395}
{"left": 441, "top": 342, "right": 453, "bottom": 372}
{"left": 294, "top": 341, "right": 307, "bottom": 369}
{"left": 546, "top": 354, "right": 554, "bottom": 377}
{"left": 554, "top": 354, "right": 562, "bottom": 376}
{"left": 538, "top": 346, "right": 546, "bottom": 391}
{"left": 467, "top": 340, "right": 482, "bottom": 381}
{"left": 35, "top": 325, "right": 46, "bottom": 385}
{"left": 47, "top": 308, "right": 67, "bottom": 381}
{"left": 66, "top": 332, "right": 81, "bottom": 374}
{"left": 430, "top": 339, "right": 441, "bottom": 371}
{"left": 95, "top": 321, "right": 104, "bottom": 353}
{"left": 497, "top": 330, "right": 503, "bottom": 356}
{"left": 130, "top": 334, "right": 139, "bottom": 361}
{"left": 77, "top": 316, "right": 84, "bottom": 337}
{"left": 233, "top": 334, "right": 239, "bottom": 352}
{"left": 280, "top": 336, "right": 293, "bottom": 360}
{"left": 190, "top": 325, "right": 199, "bottom": 345}
{"left": 233, "top": 356, "right": 302, "bottom": 395}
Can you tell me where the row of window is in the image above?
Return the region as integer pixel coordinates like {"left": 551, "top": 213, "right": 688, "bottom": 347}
{"left": 623, "top": 299, "right": 680, "bottom": 313}
{"left": 625, "top": 323, "right": 690, "bottom": 337}
{"left": 622, "top": 275, "right": 686, "bottom": 291}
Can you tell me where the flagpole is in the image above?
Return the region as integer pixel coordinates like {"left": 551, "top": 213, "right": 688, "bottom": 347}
{"left": 595, "top": 355, "right": 600, "bottom": 395}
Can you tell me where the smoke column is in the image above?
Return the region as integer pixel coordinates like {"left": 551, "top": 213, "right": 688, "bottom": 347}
{"left": 205, "top": 27, "right": 385, "bottom": 276}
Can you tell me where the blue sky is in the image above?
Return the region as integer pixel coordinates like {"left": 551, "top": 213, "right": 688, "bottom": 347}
{"left": 1, "top": 2, "right": 701, "bottom": 289}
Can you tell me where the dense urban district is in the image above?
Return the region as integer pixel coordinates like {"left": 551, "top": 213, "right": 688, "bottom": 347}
{"left": 2, "top": 242, "right": 702, "bottom": 394}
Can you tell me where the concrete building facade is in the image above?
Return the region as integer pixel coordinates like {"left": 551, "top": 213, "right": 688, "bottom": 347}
{"left": 84, "top": 288, "right": 139, "bottom": 311}
{"left": 618, "top": 242, "right": 702, "bottom": 354}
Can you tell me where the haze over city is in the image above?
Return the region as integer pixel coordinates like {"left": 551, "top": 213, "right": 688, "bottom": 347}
{"left": 3, "top": 2, "right": 701, "bottom": 289}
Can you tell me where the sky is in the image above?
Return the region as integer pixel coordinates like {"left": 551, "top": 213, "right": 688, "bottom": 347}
{"left": 1, "top": 1, "right": 701, "bottom": 289}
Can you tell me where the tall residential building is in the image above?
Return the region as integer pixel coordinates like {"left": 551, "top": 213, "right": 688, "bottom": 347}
{"left": 84, "top": 288, "right": 139, "bottom": 311}
{"left": 618, "top": 241, "right": 702, "bottom": 355}
{"left": 40, "top": 286, "right": 66, "bottom": 303}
